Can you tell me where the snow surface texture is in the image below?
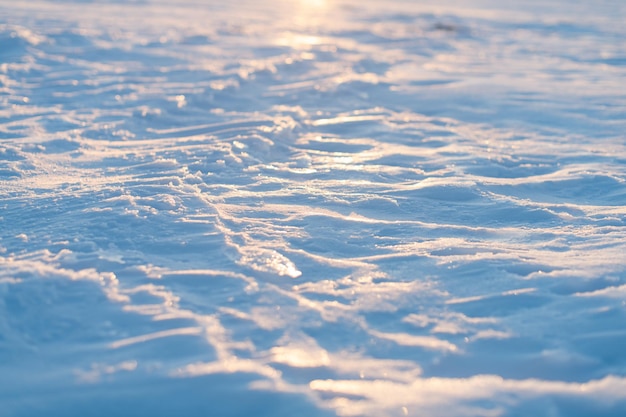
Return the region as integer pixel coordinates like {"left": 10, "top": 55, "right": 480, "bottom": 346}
{"left": 1, "top": 0, "right": 626, "bottom": 416}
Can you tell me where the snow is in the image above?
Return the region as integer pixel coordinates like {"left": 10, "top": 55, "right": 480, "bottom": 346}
{"left": 1, "top": 0, "right": 626, "bottom": 416}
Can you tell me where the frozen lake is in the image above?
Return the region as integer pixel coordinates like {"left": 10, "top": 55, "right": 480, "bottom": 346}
{"left": 1, "top": 0, "right": 626, "bottom": 416}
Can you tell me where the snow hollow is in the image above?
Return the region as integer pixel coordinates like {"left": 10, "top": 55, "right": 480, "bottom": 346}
{"left": 1, "top": 0, "right": 626, "bottom": 416}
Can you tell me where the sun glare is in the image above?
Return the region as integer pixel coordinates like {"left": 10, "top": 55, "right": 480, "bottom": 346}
{"left": 276, "top": 0, "right": 332, "bottom": 49}
{"left": 299, "top": 0, "right": 328, "bottom": 9}
{"left": 294, "top": 0, "right": 331, "bottom": 25}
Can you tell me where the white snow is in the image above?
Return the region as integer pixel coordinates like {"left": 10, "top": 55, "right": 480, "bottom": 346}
{"left": 1, "top": 0, "right": 626, "bottom": 416}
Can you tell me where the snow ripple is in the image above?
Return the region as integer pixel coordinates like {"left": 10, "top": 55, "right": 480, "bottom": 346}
{"left": 1, "top": 1, "right": 626, "bottom": 416}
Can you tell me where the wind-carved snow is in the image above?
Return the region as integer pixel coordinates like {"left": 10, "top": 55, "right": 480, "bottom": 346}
{"left": 1, "top": 0, "right": 626, "bottom": 416}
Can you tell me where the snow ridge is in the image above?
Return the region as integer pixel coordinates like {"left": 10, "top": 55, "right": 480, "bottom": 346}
{"left": 1, "top": 1, "right": 626, "bottom": 416}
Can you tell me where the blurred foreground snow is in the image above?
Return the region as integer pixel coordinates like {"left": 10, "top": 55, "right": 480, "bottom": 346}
{"left": 1, "top": 0, "right": 626, "bottom": 416}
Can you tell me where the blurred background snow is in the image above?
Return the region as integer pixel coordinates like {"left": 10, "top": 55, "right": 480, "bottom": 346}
{"left": 1, "top": 1, "right": 626, "bottom": 416}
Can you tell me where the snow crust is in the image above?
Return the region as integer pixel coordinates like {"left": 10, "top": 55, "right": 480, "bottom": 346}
{"left": 1, "top": 0, "right": 626, "bottom": 416}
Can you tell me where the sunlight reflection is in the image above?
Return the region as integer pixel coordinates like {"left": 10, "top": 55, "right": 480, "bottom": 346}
{"left": 271, "top": 345, "right": 331, "bottom": 368}
{"left": 276, "top": 0, "right": 332, "bottom": 49}
{"left": 300, "top": 0, "right": 328, "bottom": 8}
{"left": 276, "top": 33, "right": 324, "bottom": 49}
{"left": 296, "top": 0, "right": 329, "bottom": 15}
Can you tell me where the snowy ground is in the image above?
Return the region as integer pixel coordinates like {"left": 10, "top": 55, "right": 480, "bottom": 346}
{"left": 1, "top": 0, "right": 626, "bottom": 416}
